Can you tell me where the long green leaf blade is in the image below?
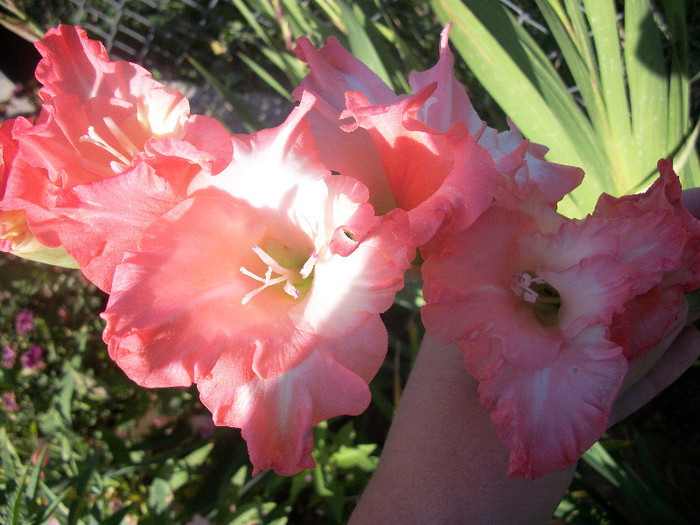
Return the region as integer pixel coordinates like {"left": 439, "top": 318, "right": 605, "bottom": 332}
{"left": 625, "top": 0, "right": 669, "bottom": 178}
{"left": 583, "top": 0, "right": 635, "bottom": 190}
{"left": 335, "top": 0, "right": 394, "bottom": 89}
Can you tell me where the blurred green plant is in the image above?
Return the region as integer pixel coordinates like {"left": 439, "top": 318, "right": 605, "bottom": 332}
{"left": 430, "top": 0, "right": 700, "bottom": 216}
{"left": 0, "top": 0, "right": 48, "bottom": 41}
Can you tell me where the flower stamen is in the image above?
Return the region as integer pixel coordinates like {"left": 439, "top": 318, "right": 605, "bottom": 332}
{"left": 512, "top": 272, "right": 562, "bottom": 325}
{"left": 511, "top": 272, "right": 546, "bottom": 303}
{"left": 80, "top": 116, "right": 141, "bottom": 170}
{"left": 240, "top": 245, "right": 317, "bottom": 305}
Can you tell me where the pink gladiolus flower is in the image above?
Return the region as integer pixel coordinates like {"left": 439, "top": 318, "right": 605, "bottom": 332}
{"left": 295, "top": 25, "right": 583, "bottom": 250}
{"left": 421, "top": 158, "right": 696, "bottom": 479}
{"left": 294, "top": 32, "right": 497, "bottom": 247}
{"left": 420, "top": 193, "right": 691, "bottom": 479}
{"left": 102, "top": 94, "right": 413, "bottom": 475}
{"left": 0, "top": 119, "right": 76, "bottom": 266}
{"left": 9, "top": 25, "right": 231, "bottom": 290}
{"left": 594, "top": 159, "right": 700, "bottom": 360}
{"left": 422, "top": 206, "right": 632, "bottom": 479}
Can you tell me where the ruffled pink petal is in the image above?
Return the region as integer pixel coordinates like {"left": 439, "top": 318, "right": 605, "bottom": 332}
{"left": 0, "top": 208, "right": 71, "bottom": 266}
{"left": 478, "top": 326, "right": 627, "bottom": 480}
{"left": 408, "top": 24, "right": 485, "bottom": 135}
{"left": 596, "top": 159, "right": 700, "bottom": 290}
{"left": 181, "top": 114, "right": 234, "bottom": 175}
{"left": 592, "top": 160, "right": 700, "bottom": 357}
{"left": 1, "top": 118, "right": 62, "bottom": 247}
{"left": 541, "top": 256, "right": 634, "bottom": 338}
{"left": 618, "top": 284, "right": 685, "bottom": 361}
{"left": 294, "top": 36, "right": 397, "bottom": 113}
{"left": 604, "top": 210, "right": 686, "bottom": 294}
{"left": 343, "top": 87, "right": 496, "bottom": 245}
{"left": 55, "top": 161, "right": 195, "bottom": 291}
{"left": 408, "top": 26, "right": 583, "bottom": 209}
{"left": 517, "top": 140, "right": 584, "bottom": 205}
{"left": 198, "top": 315, "right": 386, "bottom": 475}
{"left": 35, "top": 25, "right": 166, "bottom": 105}
{"left": 520, "top": 216, "right": 619, "bottom": 272}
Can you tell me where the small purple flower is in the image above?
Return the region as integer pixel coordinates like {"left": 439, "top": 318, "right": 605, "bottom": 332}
{"left": 21, "top": 345, "right": 45, "bottom": 371}
{"left": 57, "top": 307, "right": 69, "bottom": 323}
{"left": 2, "top": 346, "right": 16, "bottom": 369}
{"left": 2, "top": 391, "right": 19, "bottom": 412}
{"left": 14, "top": 309, "right": 34, "bottom": 336}
{"left": 191, "top": 414, "right": 216, "bottom": 439}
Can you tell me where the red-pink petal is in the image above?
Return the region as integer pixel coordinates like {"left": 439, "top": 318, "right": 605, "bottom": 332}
{"left": 479, "top": 326, "right": 626, "bottom": 480}
{"left": 619, "top": 285, "right": 685, "bottom": 361}
{"left": 294, "top": 36, "right": 397, "bottom": 113}
{"left": 56, "top": 161, "right": 195, "bottom": 291}
{"left": 35, "top": 25, "right": 166, "bottom": 105}
{"left": 408, "top": 24, "right": 484, "bottom": 135}
{"left": 198, "top": 315, "right": 386, "bottom": 475}
{"left": 343, "top": 87, "right": 496, "bottom": 245}
{"left": 1, "top": 118, "right": 62, "bottom": 248}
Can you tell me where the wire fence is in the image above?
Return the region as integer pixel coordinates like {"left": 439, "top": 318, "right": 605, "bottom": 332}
{"left": 67, "top": 0, "right": 220, "bottom": 74}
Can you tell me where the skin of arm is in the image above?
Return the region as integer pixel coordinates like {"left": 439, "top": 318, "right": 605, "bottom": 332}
{"left": 349, "top": 333, "right": 577, "bottom": 525}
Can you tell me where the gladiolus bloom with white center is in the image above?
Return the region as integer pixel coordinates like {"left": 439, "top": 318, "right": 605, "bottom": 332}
{"left": 102, "top": 93, "right": 414, "bottom": 475}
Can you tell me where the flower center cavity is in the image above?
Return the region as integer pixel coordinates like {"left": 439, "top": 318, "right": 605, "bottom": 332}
{"left": 511, "top": 272, "right": 561, "bottom": 325}
{"left": 239, "top": 242, "right": 317, "bottom": 305}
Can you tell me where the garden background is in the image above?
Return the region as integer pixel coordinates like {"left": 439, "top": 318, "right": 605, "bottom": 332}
{"left": 1, "top": 0, "right": 699, "bottom": 523}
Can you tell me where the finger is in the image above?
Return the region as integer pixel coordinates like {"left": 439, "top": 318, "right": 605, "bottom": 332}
{"left": 608, "top": 326, "right": 700, "bottom": 427}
